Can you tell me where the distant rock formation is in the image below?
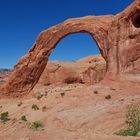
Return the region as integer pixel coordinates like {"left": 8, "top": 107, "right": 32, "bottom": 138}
{"left": 1, "top": 0, "right": 140, "bottom": 96}
{"left": 36, "top": 55, "right": 106, "bottom": 87}
{"left": 0, "top": 69, "right": 11, "bottom": 86}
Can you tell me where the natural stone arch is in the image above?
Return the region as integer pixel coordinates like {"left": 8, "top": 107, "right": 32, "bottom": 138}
{"left": 1, "top": 0, "right": 140, "bottom": 97}
{"left": 1, "top": 16, "right": 113, "bottom": 96}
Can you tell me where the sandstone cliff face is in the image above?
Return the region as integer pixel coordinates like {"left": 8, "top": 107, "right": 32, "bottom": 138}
{"left": 1, "top": 0, "right": 140, "bottom": 96}
{"left": 37, "top": 55, "right": 106, "bottom": 87}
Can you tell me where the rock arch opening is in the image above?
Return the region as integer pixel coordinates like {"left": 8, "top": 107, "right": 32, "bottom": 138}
{"left": 49, "top": 33, "right": 100, "bottom": 61}
{"left": 36, "top": 33, "right": 106, "bottom": 88}
{"left": 0, "top": 16, "right": 114, "bottom": 96}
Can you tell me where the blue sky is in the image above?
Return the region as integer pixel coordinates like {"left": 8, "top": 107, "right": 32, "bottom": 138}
{"left": 0, "top": 0, "right": 134, "bottom": 68}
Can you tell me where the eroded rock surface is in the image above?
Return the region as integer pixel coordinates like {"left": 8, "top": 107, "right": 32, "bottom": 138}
{"left": 37, "top": 55, "right": 106, "bottom": 87}
{"left": 1, "top": 0, "right": 140, "bottom": 96}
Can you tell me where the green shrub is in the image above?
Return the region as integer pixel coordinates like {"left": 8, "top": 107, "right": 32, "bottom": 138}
{"left": 114, "top": 128, "right": 136, "bottom": 136}
{"left": 0, "top": 111, "right": 10, "bottom": 123}
{"left": 105, "top": 95, "right": 111, "bottom": 99}
{"left": 42, "top": 106, "right": 47, "bottom": 111}
{"left": 126, "top": 104, "right": 140, "bottom": 135}
{"left": 32, "top": 104, "right": 39, "bottom": 110}
{"left": 20, "top": 115, "right": 27, "bottom": 122}
{"left": 114, "top": 103, "right": 140, "bottom": 137}
{"left": 30, "top": 121, "right": 43, "bottom": 131}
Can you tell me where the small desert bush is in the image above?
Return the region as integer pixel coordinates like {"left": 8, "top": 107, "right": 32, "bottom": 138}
{"left": 0, "top": 111, "right": 10, "bottom": 123}
{"left": 20, "top": 115, "right": 27, "bottom": 122}
{"left": 114, "top": 128, "right": 136, "bottom": 136}
{"left": 32, "top": 104, "right": 39, "bottom": 110}
{"left": 94, "top": 90, "right": 98, "bottom": 94}
{"left": 37, "top": 94, "right": 44, "bottom": 100}
{"left": 17, "top": 101, "right": 23, "bottom": 107}
{"left": 126, "top": 104, "right": 140, "bottom": 135}
{"left": 114, "top": 103, "right": 140, "bottom": 136}
{"left": 30, "top": 121, "right": 43, "bottom": 131}
{"left": 60, "top": 92, "right": 65, "bottom": 97}
{"left": 105, "top": 95, "right": 111, "bottom": 100}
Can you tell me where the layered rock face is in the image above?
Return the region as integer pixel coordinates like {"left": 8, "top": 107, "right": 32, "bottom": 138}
{"left": 37, "top": 55, "right": 106, "bottom": 87}
{"left": 1, "top": 0, "right": 140, "bottom": 96}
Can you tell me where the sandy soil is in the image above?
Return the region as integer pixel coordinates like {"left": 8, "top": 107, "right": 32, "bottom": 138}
{"left": 0, "top": 81, "right": 140, "bottom": 140}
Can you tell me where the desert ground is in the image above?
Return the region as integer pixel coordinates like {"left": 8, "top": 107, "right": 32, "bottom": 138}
{"left": 0, "top": 56, "right": 140, "bottom": 140}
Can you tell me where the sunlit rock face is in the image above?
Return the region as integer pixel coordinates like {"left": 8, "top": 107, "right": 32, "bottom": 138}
{"left": 36, "top": 55, "right": 106, "bottom": 87}
{"left": 1, "top": 0, "right": 140, "bottom": 96}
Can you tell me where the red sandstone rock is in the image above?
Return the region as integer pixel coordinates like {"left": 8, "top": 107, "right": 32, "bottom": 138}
{"left": 1, "top": 0, "right": 140, "bottom": 96}
{"left": 36, "top": 55, "right": 106, "bottom": 87}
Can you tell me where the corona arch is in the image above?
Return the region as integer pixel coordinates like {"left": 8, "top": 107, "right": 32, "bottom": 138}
{"left": 1, "top": 0, "right": 140, "bottom": 96}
